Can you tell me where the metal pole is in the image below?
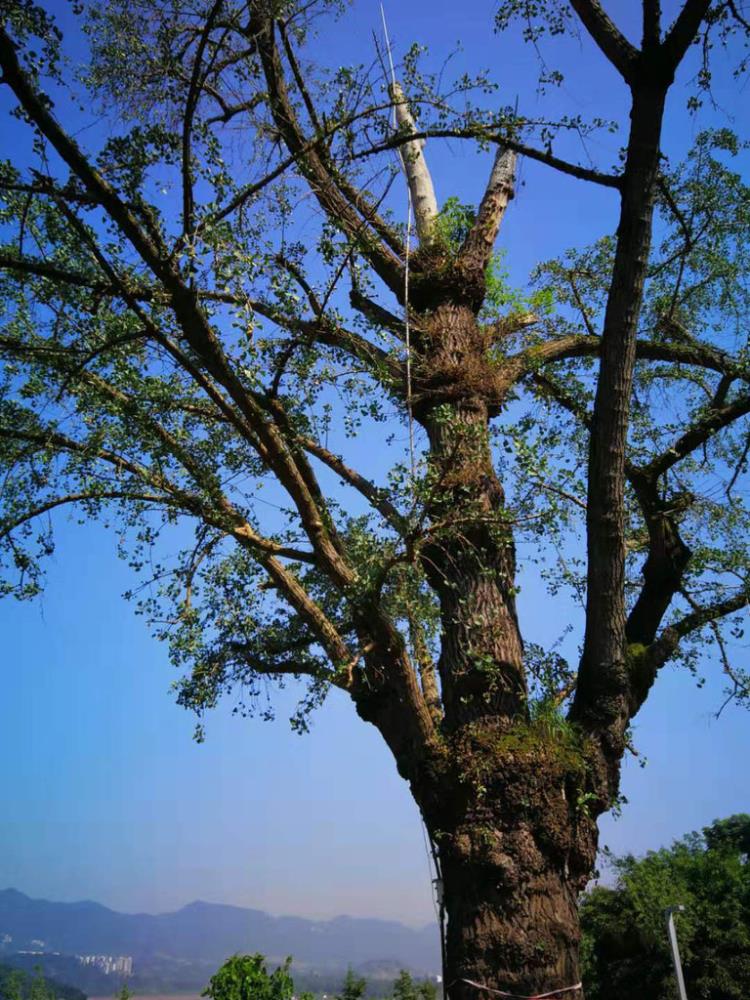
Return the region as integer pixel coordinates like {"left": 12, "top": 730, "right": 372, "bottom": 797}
{"left": 664, "top": 905, "right": 688, "bottom": 1000}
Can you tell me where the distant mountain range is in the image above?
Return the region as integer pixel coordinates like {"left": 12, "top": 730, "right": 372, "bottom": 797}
{"left": 0, "top": 889, "right": 440, "bottom": 990}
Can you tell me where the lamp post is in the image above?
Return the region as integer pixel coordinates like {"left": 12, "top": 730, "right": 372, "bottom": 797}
{"left": 664, "top": 905, "right": 688, "bottom": 1000}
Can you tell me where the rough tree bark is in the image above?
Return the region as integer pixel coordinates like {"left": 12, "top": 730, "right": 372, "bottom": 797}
{"left": 400, "top": 277, "right": 597, "bottom": 998}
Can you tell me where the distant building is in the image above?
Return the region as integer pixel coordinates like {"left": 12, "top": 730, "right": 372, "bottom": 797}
{"left": 76, "top": 955, "right": 133, "bottom": 976}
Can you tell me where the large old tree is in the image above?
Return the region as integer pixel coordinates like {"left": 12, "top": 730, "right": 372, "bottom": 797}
{"left": 1, "top": 0, "right": 749, "bottom": 994}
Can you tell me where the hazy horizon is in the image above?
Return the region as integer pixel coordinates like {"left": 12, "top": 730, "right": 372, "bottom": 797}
{"left": 0, "top": 885, "right": 439, "bottom": 929}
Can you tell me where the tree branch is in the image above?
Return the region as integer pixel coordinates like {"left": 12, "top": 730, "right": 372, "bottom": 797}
{"left": 642, "top": 392, "right": 750, "bottom": 480}
{"left": 0, "top": 39, "right": 350, "bottom": 582}
{"left": 299, "top": 434, "right": 407, "bottom": 533}
{"left": 218, "top": 640, "right": 351, "bottom": 689}
{"left": 353, "top": 129, "right": 623, "bottom": 190}
{"left": 0, "top": 421, "right": 314, "bottom": 564}
{"left": 278, "top": 3, "right": 409, "bottom": 260}
{"left": 630, "top": 589, "right": 750, "bottom": 715}
{"left": 661, "top": 0, "right": 713, "bottom": 72}
{"left": 643, "top": 0, "right": 663, "bottom": 49}
{"left": 349, "top": 287, "right": 407, "bottom": 340}
{"left": 251, "top": 14, "right": 404, "bottom": 293}
{"left": 181, "top": 0, "right": 226, "bottom": 240}
{"left": 1, "top": 490, "right": 175, "bottom": 537}
{"left": 390, "top": 82, "right": 439, "bottom": 242}
{"left": 508, "top": 332, "right": 745, "bottom": 384}
{"left": 0, "top": 26, "right": 170, "bottom": 278}
{"left": 459, "top": 145, "right": 516, "bottom": 273}
{"left": 568, "top": 0, "right": 640, "bottom": 81}
{"left": 0, "top": 250, "right": 249, "bottom": 306}
{"left": 624, "top": 470, "right": 692, "bottom": 649}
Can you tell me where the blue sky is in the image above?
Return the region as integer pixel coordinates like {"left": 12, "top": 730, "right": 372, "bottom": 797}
{"left": 0, "top": 0, "right": 749, "bottom": 927}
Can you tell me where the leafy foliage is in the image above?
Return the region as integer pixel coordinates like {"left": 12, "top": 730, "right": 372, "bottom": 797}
{"left": 335, "top": 969, "right": 367, "bottom": 1000}
{"left": 390, "top": 970, "right": 436, "bottom": 1000}
{"left": 1, "top": 0, "right": 746, "bottom": 735}
{"left": 202, "top": 955, "right": 311, "bottom": 1000}
{"left": 0, "top": 964, "right": 85, "bottom": 1000}
{"left": 581, "top": 815, "right": 750, "bottom": 999}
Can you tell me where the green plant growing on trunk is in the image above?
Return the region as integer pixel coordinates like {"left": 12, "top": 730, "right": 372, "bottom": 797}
{"left": 1, "top": 1, "right": 750, "bottom": 996}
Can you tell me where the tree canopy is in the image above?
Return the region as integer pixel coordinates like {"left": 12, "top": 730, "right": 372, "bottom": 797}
{"left": 0, "top": 964, "right": 86, "bottom": 1000}
{"left": 581, "top": 814, "right": 750, "bottom": 999}
{"left": 1, "top": 2, "right": 748, "bottom": 735}
{"left": 202, "top": 955, "right": 306, "bottom": 1000}
{"left": 1, "top": 0, "right": 750, "bottom": 994}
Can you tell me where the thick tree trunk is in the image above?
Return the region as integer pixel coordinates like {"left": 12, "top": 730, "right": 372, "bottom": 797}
{"left": 442, "top": 856, "right": 583, "bottom": 999}
{"left": 416, "top": 754, "right": 597, "bottom": 998}
{"left": 406, "top": 300, "right": 597, "bottom": 996}
{"left": 415, "top": 302, "right": 526, "bottom": 730}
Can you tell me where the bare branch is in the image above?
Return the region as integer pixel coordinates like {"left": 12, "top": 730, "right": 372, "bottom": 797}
{"left": 390, "top": 82, "right": 439, "bottom": 242}
{"left": 643, "top": 0, "right": 663, "bottom": 49}
{"left": 0, "top": 44, "right": 350, "bottom": 582}
{"left": 459, "top": 145, "right": 516, "bottom": 272}
{"left": 0, "top": 250, "right": 251, "bottom": 307}
{"left": 0, "top": 176, "right": 97, "bottom": 206}
{"left": 508, "top": 332, "right": 746, "bottom": 384}
{"left": 639, "top": 589, "right": 749, "bottom": 679}
{"left": 181, "top": 0, "right": 226, "bottom": 240}
{"left": 726, "top": 0, "right": 750, "bottom": 33}
{"left": 727, "top": 430, "right": 750, "bottom": 498}
{"left": 642, "top": 392, "right": 750, "bottom": 479}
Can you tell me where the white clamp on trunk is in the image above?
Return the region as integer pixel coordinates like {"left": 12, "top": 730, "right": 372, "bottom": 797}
{"left": 390, "top": 81, "right": 438, "bottom": 243}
